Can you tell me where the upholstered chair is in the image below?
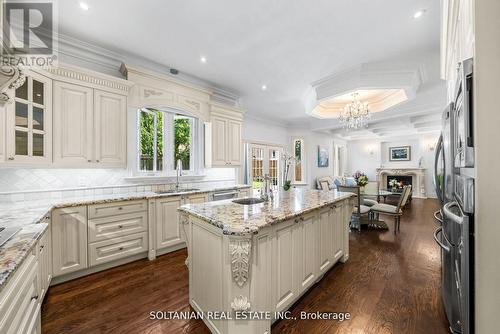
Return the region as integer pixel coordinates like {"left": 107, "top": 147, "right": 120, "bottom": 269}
{"left": 369, "top": 186, "right": 412, "bottom": 233}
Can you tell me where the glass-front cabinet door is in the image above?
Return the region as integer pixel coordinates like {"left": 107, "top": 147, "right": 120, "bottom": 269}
{"left": 6, "top": 71, "right": 52, "bottom": 163}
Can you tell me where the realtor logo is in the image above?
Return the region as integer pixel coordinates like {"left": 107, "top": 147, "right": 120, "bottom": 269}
{"left": 1, "top": 0, "right": 58, "bottom": 67}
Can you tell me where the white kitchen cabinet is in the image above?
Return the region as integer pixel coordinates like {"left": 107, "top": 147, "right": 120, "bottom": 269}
{"left": 272, "top": 219, "right": 298, "bottom": 312}
{"left": 211, "top": 116, "right": 228, "bottom": 166}
{"left": 441, "top": 0, "right": 475, "bottom": 99}
{"left": 318, "top": 207, "right": 335, "bottom": 274}
{"left": 94, "top": 90, "right": 127, "bottom": 166}
{"left": 296, "top": 213, "right": 319, "bottom": 293}
{"left": 155, "top": 196, "right": 184, "bottom": 249}
{"left": 227, "top": 119, "right": 242, "bottom": 165}
{"left": 0, "top": 105, "right": 5, "bottom": 161}
{"left": 53, "top": 81, "right": 93, "bottom": 165}
{"left": 0, "top": 252, "right": 40, "bottom": 334}
{"left": 53, "top": 81, "right": 127, "bottom": 167}
{"left": 5, "top": 71, "right": 52, "bottom": 164}
{"left": 205, "top": 104, "right": 243, "bottom": 167}
{"left": 37, "top": 225, "right": 52, "bottom": 301}
{"left": 184, "top": 193, "right": 209, "bottom": 204}
{"left": 52, "top": 206, "right": 88, "bottom": 277}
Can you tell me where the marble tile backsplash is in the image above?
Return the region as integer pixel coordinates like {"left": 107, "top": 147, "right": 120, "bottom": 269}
{"left": 0, "top": 168, "right": 237, "bottom": 203}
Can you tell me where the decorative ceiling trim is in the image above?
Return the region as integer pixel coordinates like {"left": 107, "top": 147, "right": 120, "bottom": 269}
{"left": 304, "top": 61, "right": 424, "bottom": 119}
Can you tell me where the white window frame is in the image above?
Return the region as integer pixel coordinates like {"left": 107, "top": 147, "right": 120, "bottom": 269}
{"left": 247, "top": 142, "right": 283, "bottom": 191}
{"left": 136, "top": 107, "right": 202, "bottom": 176}
{"left": 292, "top": 138, "right": 306, "bottom": 184}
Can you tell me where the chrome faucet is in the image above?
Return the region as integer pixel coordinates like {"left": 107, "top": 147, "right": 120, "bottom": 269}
{"left": 175, "top": 159, "right": 183, "bottom": 190}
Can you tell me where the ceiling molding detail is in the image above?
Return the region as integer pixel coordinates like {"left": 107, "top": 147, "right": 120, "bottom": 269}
{"left": 304, "top": 61, "right": 425, "bottom": 119}
{"left": 55, "top": 32, "right": 241, "bottom": 107}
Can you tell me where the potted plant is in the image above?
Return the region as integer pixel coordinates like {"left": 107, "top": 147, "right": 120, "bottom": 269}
{"left": 282, "top": 152, "right": 297, "bottom": 191}
{"left": 353, "top": 171, "right": 368, "bottom": 190}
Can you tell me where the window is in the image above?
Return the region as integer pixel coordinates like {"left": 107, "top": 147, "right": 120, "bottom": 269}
{"left": 248, "top": 143, "right": 282, "bottom": 191}
{"left": 293, "top": 139, "right": 305, "bottom": 183}
{"left": 138, "top": 108, "right": 197, "bottom": 174}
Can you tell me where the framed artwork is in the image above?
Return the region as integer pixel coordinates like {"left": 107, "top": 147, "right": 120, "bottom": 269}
{"left": 389, "top": 146, "right": 411, "bottom": 161}
{"left": 317, "top": 145, "right": 329, "bottom": 167}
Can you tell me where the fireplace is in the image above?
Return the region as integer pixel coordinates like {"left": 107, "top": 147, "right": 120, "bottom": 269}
{"left": 386, "top": 175, "right": 412, "bottom": 189}
{"left": 376, "top": 167, "right": 427, "bottom": 198}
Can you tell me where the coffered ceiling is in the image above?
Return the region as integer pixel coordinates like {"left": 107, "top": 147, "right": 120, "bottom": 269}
{"left": 57, "top": 0, "right": 443, "bottom": 133}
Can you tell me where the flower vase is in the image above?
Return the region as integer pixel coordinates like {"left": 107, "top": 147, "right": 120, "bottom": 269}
{"left": 283, "top": 180, "right": 291, "bottom": 191}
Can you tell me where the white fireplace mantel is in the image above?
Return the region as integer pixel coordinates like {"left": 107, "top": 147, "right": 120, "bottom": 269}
{"left": 376, "top": 167, "right": 427, "bottom": 198}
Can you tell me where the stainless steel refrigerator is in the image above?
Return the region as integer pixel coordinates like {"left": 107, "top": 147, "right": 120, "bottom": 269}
{"left": 434, "top": 58, "right": 475, "bottom": 334}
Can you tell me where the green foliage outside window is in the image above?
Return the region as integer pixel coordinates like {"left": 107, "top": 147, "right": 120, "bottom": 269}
{"left": 174, "top": 117, "right": 191, "bottom": 170}
{"left": 139, "top": 110, "right": 163, "bottom": 171}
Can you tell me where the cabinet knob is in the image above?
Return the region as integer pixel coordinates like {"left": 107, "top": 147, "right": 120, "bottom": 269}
{"left": 96, "top": 160, "right": 100, "bottom": 163}
{"left": 118, "top": 207, "right": 123, "bottom": 210}
{"left": 118, "top": 225, "right": 123, "bottom": 228}
{"left": 300, "top": 217, "right": 304, "bottom": 221}
{"left": 119, "top": 247, "right": 124, "bottom": 251}
{"left": 8, "top": 157, "right": 14, "bottom": 160}
{"left": 88, "top": 160, "right": 92, "bottom": 163}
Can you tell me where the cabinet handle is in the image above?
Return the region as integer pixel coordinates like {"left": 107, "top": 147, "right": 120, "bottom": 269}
{"left": 118, "top": 225, "right": 123, "bottom": 228}
{"left": 118, "top": 207, "right": 123, "bottom": 210}
{"left": 119, "top": 247, "right": 124, "bottom": 251}
{"left": 8, "top": 157, "right": 14, "bottom": 160}
{"left": 300, "top": 217, "right": 304, "bottom": 221}
{"left": 96, "top": 160, "right": 100, "bottom": 163}
{"left": 88, "top": 160, "right": 92, "bottom": 163}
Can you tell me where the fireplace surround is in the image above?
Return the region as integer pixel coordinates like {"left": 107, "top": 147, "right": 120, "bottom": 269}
{"left": 376, "top": 167, "right": 426, "bottom": 198}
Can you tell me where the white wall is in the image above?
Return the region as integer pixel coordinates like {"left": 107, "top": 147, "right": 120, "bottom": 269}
{"left": 288, "top": 129, "right": 334, "bottom": 189}
{"left": 346, "top": 134, "right": 439, "bottom": 198}
{"left": 243, "top": 116, "right": 289, "bottom": 146}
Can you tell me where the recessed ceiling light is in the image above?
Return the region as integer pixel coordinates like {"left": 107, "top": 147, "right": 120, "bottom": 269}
{"left": 261, "top": 85, "right": 267, "bottom": 91}
{"left": 200, "top": 56, "right": 207, "bottom": 63}
{"left": 79, "top": 2, "right": 89, "bottom": 11}
{"left": 413, "top": 10, "right": 425, "bottom": 19}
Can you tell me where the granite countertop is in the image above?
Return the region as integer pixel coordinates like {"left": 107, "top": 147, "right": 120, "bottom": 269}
{"left": 179, "top": 188, "right": 355, "bottom": 236}
{"left": 0, "top": 184, "right": 250, "bottom": 293}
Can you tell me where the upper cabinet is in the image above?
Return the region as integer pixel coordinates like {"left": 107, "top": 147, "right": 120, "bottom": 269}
{"left": 5, "top": 71, "right": 52, "bottom": 164}
{"left": 0, "top": 64, "right": 133, "bottom": 167}
{"left": 441, "top": 0, "right": 475, "bottom": 100}
{"left": 53, "top": 81, "right": 127, "bottom": 167}
{"left": 50, "top": 65, "right": 132, "bottom": 168}
{"left": 205, "top": 104, "right": 243, "bottom": 167}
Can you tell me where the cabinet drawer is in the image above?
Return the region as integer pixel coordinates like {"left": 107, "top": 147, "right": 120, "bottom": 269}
{"left": 88, "top": 232, "right": 148, "bottom": 266}
{"left": 89, "top": 211, "right": 148, "bottom": 242}
{"left": 88, "top": 200, "right": 147, "bottom": 219}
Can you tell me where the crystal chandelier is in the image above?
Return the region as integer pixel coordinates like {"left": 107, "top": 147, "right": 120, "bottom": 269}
{"left": 339, "top": 92, "right": 371, "bottom": 130}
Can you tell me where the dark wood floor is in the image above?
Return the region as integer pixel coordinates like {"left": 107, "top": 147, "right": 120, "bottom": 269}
{"left": 42, "top": 198, "right": 449, "bottom": 334}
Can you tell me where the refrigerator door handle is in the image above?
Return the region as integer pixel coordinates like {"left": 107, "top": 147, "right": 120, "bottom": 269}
{"left": 433, "top": 209, "right": 444, "bottom": 225}
{"left": 433, "top": 227, "right": 451, "bottom": 252}
{"left": 443, "top": 201, "right": 465, "bottom": 225}
{"left": 434, "top": 134, "right": 444, "bottom": 204}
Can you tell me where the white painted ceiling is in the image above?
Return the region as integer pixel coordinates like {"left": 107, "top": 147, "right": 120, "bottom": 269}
{"left": 58, "top": 0, "right": 442, "bottom": 130}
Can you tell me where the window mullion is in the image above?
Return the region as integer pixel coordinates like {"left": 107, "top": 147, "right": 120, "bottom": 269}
{"left": 153, "top": 111, "right": 158, "bottom": 173}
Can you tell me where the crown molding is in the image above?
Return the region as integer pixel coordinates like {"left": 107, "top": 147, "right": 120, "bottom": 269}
{"left": 55, "top": 32, "right": 241, "bottom": 106}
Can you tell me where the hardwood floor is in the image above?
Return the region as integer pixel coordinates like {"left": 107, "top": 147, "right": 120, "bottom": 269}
{"left": 42, "top": 198, "right": 449, "bottom": 334}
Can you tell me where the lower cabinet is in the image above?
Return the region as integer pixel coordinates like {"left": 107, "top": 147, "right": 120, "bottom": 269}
{"left": 0, "top": 251, "right": 40, "bottom": 334}
{"left": 37, "top": 225, "right": 52, "bottom": 301}
{"left": 52, "top": 206, "right": 88, "bottom": 277}
{"left": 272, "top": 219, "right": 298, "bottom": 312}
{"left": 155, "top": 196, "right": 184, "bottom": 249}
{"left": 272, "top": 204, "right": 347, "bottom": 313}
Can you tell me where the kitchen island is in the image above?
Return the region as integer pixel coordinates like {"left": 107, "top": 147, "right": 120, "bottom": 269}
{"left": 179, "top": 189, "right": 355, "bottom": 334}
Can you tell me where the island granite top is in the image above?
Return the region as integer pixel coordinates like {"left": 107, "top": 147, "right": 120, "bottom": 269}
{"left": 179, "top": 189, "right": 355, "bottom": 236}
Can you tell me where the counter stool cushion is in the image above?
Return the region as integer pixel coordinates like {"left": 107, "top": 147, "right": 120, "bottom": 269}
{"left": 363, "top": 198, "right": 378, "bottom": 207}
{"left": 371, "top": 203, "right": 400, "bottom": 214}
{"left": 354, "top": 205, "right": 371, "bottom": 214}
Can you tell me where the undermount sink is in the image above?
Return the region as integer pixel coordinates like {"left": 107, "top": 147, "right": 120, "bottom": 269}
{"left": 155, "top": 188, "right": 200, "bottom": 194}
{"left": 232, "top": 198, "right": 265, "bottom": 205}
